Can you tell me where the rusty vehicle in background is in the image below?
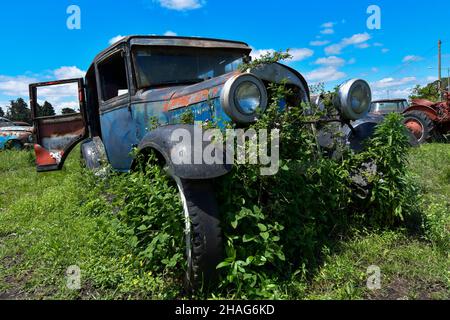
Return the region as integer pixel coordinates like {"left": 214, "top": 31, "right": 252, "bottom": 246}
{"left": 28, "top": 36, "right": 376, "bottom": 290}
{"left": 0, "top": 117, "right": 31, "bottom": 128}
{"left": 403, "top": 91, "right": 450, "bottom": 143}
{"left": 370, "top": 99, "right": 409, "bottom": 116}
{"left": 0, "top": 124, "right": 34, "bottom": 150}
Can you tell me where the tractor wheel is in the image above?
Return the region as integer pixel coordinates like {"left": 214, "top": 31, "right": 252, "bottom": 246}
{"left": 174, "top": 177, "right": 223, "bottom": 292}
{"left": 403, "top": 111, "right": 437, "bottom": 144}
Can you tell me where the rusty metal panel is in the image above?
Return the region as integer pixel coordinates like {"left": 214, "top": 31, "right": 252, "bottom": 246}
{"left": 36, "top": 114, "right": 85, "bottom": 153}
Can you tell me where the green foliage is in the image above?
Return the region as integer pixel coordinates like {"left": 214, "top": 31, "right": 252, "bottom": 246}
{"left": 408, "top": 144, "right": 450, "bottom": 253}
{"left": 80, "top": 153, "right": 185, "bottom": 277}
{"left": 5, "top": 98, "right": 31, "bottom": 123}
{"left": 61, "top": 108, "right": 77, "bottom": 115}
{"left": 179, "top": 110, "right": 195, "bottom": 124}
{"left": 0, "top": 106, "right": 4, "bottom": 117}
{"left": 239, "top": 50, "right": 292, "bottom": 72}
{"left": 351, "top": 113, "right": 419, "bottom": 226}
{"left": 408, "top": 78, "right": 449, "bottom": 102}
{"left": 37, "top": 101, "right": 56, "bottom": 117}
{"left": 213, "top": 84, "right": 421, "bottom": 297}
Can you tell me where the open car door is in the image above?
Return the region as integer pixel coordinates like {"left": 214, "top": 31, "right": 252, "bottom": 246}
{"left": 29, "top": 78, "right": 87, "bottom": 172}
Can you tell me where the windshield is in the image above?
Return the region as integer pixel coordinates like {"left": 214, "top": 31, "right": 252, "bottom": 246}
{"left": 132, "top": 46, "right": 246, "bottom": 89}
{"left": 370, "top": 101, "right": 402, "bottom": 113}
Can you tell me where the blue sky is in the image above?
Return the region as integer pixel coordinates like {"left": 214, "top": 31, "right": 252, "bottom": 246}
{"left": 0, "top": 0, "right": 449, "bottom": 112}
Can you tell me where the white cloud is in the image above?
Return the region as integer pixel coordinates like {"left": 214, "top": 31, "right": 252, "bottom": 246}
{"left": 321, "top": 22, "right": 334, "bottom": 28}
{"left": 348, "top": 58, "right": 356, "bottom": 64}
{"left": 315, "top": 56, "right": 346, "bottom": 67}
{"left": 402, "top": 55, "right": 423, "bottom": 63}
{"left": 356, "top": 43, "right": 370, "bottom": 49}
{"left": 304, "top": 66, "right": 346, "bottom": 83}
{"left": 324, "top": 44, "right": 343, "bottom": 55}
{"left": 381, "top": 48, "right": 390, "bottom": 53}
{"left": 309, "top": 40, "right": 330, "bottom": 47}
{"left": 0, "top": 75, "right": 36, "bottom": 97}
{"left": 0, "top": 67, "right": 86, "bottom": 114}
{"left": 109, "top": 35, "right": 126, "bottom": 45}
{"left": 154, "top": 0, "right": 204, "bottom": 11}
{"left": 370, "top": 75, "right": 426, "bottom": 100}
{"left": 372, "top": 88, "right": 414, "bottom": 100}
{"left": 321, "top": 28, "right": 334, "bottom": 35}
{"left": 54, "top": 66, "right": 86, "bottom": 79}
{"left": 164, "top": 30, "right": 178, "bottom": 36}
{"left": 289, "top": 48, "right": 314, "bottom": 62}
{"left": 371, "top": 67, "right": 379, "bottom": 73}
{"left": 371, "top": 77, "right": 417, "bottom": 89}
{"left": 0, "top": 101, "right": 10, "bottom": 109}
{"left": 325, "top": 32, "right": 371, "bottom": 55}
{"left": 427, "top": 76, "right": 438, "bottom": 82}
{"left": 374, "top": 42, "right": 384, "bottom": 47}
{"left": 342, "top": 33, "right": 371, "bottom": 45}
{"left": 250, "top": 48, "right": 313, "bottom": 62}
{"left": 250, "top": 48, "right": 275, "bottom": 60}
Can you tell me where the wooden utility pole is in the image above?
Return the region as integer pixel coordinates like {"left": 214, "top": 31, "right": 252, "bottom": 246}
{"left": 438, "top": 40, "right": 443, "bottom": 100}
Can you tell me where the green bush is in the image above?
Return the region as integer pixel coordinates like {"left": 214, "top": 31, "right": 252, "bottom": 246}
{"left": 210, "top": 81, "right": 420, "bottom": 297}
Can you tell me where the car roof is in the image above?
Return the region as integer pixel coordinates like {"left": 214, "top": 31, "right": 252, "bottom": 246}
{"left": 371, "top": 99, "right": 407, "bottom": 103}
{"left": 91, "top": 35, "right": 252, "bottom": 67}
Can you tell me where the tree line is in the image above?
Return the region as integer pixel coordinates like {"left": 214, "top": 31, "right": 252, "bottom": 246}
{"left": 0, "top": 99, "right": 77, "bottom": 124}
{"left": 409, "top": 77, "right": 450, "bottom": 102}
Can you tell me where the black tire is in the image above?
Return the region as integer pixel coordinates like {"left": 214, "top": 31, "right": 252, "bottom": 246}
{"left": 175, "top": 178, "right": 223, "bottom": 292}
{"left": 403, "top": 111, "right": 437, "bottom": 144}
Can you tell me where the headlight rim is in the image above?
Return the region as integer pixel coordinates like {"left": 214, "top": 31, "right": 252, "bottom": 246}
{"left": 336, "top": 79, "right": 372, "bottom": 121}
{"left": 221, "top": 73, "right": 268, "bottom": 124}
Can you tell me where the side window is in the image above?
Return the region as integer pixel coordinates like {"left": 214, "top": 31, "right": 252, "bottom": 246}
{"left": 36, "top": 83, "right": 80, "bottom": 116}
{"left": 98, "top": 51, "right": 129, "bottom": 102}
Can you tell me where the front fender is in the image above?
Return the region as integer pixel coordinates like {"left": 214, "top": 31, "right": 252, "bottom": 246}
{"left": 137, "top": 124, "right": 232, "bottom": 180}
{"left": 317, "top": 116, "right": 382, "bottom": 153}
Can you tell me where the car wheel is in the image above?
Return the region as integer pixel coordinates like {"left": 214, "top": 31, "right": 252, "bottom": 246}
{"left": 174, "top": 177, "right": 223, "bottom": 292}
{"left": 403, "top": 111, "right": 436, "bottom": 144}
{"left": 5, "top": 140, "right": 23, "bottom": 150}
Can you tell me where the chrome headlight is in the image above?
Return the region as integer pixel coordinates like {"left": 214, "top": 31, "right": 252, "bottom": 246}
{"left": 235, "top": 82, "right": 261, "bottom": 114}
{"left": 221, "top": 74, "right": 268, "bottom": 123}
{"left": 334, "top": 79, "right": 372, "bottom": 121}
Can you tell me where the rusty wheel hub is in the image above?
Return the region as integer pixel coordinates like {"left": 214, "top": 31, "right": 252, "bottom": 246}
{"left": 405, "top": 119, "right": 424, "bottom": 140}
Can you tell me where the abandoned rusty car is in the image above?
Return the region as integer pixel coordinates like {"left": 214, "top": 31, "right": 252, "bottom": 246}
{"left": 0, "top": 118, "right": 33, "bottom": 150}
{"left": 28, "top": 36, "right": 375, "bottom": 290}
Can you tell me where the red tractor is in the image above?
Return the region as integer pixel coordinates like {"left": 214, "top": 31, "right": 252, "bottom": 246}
{"left": 403, "top": 91, "right": 450, "bottom": 143}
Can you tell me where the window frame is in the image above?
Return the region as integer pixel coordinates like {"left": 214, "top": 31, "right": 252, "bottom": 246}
{"left": 130, "top": 45, "right": 247, "bottom": 90}
{"left": 95, "top": 47, "right": 133, "bottom": 112}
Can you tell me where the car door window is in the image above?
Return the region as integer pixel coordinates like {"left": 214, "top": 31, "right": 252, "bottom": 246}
{"left": 98, "top": 51, "right": 129, "bottom": 102}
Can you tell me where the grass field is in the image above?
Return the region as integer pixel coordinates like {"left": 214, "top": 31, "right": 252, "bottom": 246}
{"left": 0, "top": 144, "right": 448, "bottom": 300}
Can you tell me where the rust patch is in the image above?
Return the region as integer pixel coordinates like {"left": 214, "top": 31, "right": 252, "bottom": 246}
{"left": 34, "top": 144, "right": 61, "bottom": 166}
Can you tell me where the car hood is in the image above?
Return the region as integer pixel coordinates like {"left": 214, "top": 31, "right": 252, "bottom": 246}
{"left": 0, "top": 126, "right": 34, "bottom": 133}
{"left": 133, "top": 63, "right": 309, "bottom": 111}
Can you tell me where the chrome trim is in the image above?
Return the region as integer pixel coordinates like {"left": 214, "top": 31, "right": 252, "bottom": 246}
{"left": 220, "top": 74, "right": 268, "bottom": 123}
